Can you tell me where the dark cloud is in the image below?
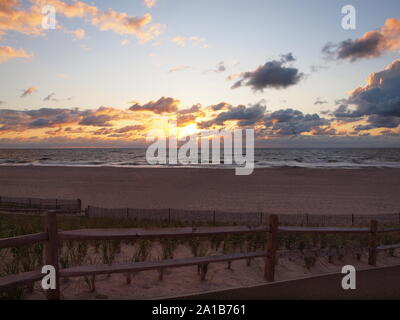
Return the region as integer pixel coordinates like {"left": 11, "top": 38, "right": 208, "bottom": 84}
{"left": 322, "top": 18, "right": 400, "bottom": 62}
{"left": 115, "top": 125, "right": 145, "bottom": 133}
{"left": 29, "top": 118, "right": 51, "bottom": 127}
{"left": 314, "top": 98, "right": 328, "bottom": 105}
{"left": 43, "top": 93, "right": 56, "bottom": 101}
{"left": 354, "top": 115, "right": 400, "bottom": 131}
{"left": 263, "top": 109, "right": 330, "bottom": 135}
{"left": 212, "top": 61, "right": 226, "bottom": 73}
{"left": 0, "top": 108, "right": 81, "bottom": 131}
{"left": 177, "top": 104, "right": 202, "bottom": 115}
{"left": 210, "top": 102, "right": 231, "bottom": 111}
{"left": 130, "top": 96, "right": 179, "bottom": 114}
{"left": 198, "top": 103, "right": 266, "bottom": 128}
{"left": 323, "top": 34, "right": 383, "bottom": 62}
{"left": 332, "top": 59, "right": 400, "bottom": 126}
{"left": 79, "top": 114, "right": 114, "bottom": 127}
{"left": 230, "top": 53, "right": 304, "bottom": 91}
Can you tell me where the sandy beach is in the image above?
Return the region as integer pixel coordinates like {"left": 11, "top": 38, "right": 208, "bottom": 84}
{"left": 0, "top": 166, "right": 399, "bottom": 215}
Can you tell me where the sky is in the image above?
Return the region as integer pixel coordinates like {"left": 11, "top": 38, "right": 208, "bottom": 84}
{"left": 0, "top": 0, "right": 400, "bottom": 147}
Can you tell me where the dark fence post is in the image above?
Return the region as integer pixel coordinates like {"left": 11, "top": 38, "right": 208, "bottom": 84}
{"left": 168, "top": 208, "right": 171, "bottom": 224}
{"left": 44, "top": 211, "right": 60, "bottom": 300}
{"left": 264, "top": 214, "right": 278, "bottom": 282}
{"left": 305, "top": 213, "right": 309, "bottom": 226}
{"left": 77, "top": 198, "right": 82, "bottom": 214}
{"left": 213, "top": 210, "right": 216, "bottom": 225}
{"left": 368, "top": 219, "right": 378, "bottom": 266}
{"left": 351, "top": 214, "right": 354, "bottom": 226}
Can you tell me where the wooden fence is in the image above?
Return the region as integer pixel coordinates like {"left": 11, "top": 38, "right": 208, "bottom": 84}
{"left": 0, "top": 195, "right": 81, "bottom": 214}
{"left": 86, "top": 205, "right": 400, "bottom": 227}
{"left": 1, "top": 212, "right": 400, "bottom": 299}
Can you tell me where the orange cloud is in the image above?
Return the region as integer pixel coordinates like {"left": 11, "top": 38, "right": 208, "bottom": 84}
{"left": 0, "top": 0, "right": 43, "bottom": 35}
{"left": 20, "top": 87, "right": 38, "bottom": 97}
{"left": 144, "top": 0, "right": 157, "bottom": 8}
{"left": 0, "top": 46, "right": 32, "bottom": 63}
{"left": 34, "top": 0, "right": 165, "bottom": 42}
{"left": 171, "top": 36, "right": 207, "bottom": 48}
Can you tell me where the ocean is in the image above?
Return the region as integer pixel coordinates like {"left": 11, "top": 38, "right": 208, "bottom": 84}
{"left": 0, "top": 148, "right": 399, "bottom": 169}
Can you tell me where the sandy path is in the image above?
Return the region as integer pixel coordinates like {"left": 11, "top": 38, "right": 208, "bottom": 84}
{"left": 0, "top": 166, "right": 399, "bottom": 215}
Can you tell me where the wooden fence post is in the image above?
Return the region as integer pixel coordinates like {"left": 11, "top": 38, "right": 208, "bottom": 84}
{"left": 213, "top": 210, "right": 216, "bottom": 225}
{"left": 264, "top": 214, "right": 278, "bottom": 282}
{"left": 44, "top": 211, "right": 60, "bottom": 300}
{"left": 77, "top": 198, "right": 82, "bottom": 214}
{"left": 368, "top": 219, "right": 378, "bottom": 266}
{"left": 351, "top": 214, "right": 354, "bottom": 226}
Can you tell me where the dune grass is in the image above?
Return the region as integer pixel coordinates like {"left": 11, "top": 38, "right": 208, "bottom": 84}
{"left": 1, "top": 212, "right": 399, "bottom": 299}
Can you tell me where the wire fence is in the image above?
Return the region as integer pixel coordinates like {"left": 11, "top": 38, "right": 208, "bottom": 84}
{"left": 1, "top": 194, "right": 398, "bottom": 226}
{"left": 0, "top": 195, "right": 81, "bottom": 214}
{"left": 86, "top": 205, "right": 400, "bottom": 227}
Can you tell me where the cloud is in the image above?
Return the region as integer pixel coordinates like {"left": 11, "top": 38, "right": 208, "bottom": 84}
{"left": 198, "top": 103, "right": 266, "bottom": 128}
{"left": 144, "top": 0, "right": 157, "bottom": 8}
{"left": 230, "top": 53, "right": 304, "bottom": 91}
{"left": 115, "top": 125, "right": 145, "bottom": 133}
{"left": 314, "top": 98, "right": 328, "bottom": 105}
{"left": 72, "top": 28, "right": 85, "bottom": 40}
{"left": 20, "top": 87, "right": 38, "bottom": 97}
{"left": 0, "top": 46, "right": 32, "bottom": 63}
{"left": 354, "top": 115, "right": 400, "bottom": 131}
{"left": 168, "top": 65, "right": 191, "bottom": 73}
{"left": 120, "top": 39, "right": 129, "bottom": 46}
{"left": 211, "top": 61, "right": 226, "bottom": 73}
{"left": 323, "top": 18, "right": 400, "bottom": 62}
{"left": 263, "top": 109, "right": 330, "bottom": 135}
{"left": 171, "top": 36, "right": 207, "bottom": 48}
{"left": 33, "top": 0, "right": 165, "bottom": 43}
{"left": 130, "top": 97, "right": 180, "bottom": 114}
{"left": 0, "top": 107, "right": 82, "bottom": 131}
{"left": 79, "top": 107, "right": 124, "bottom": 127}
{"left": 333, "top": 59, "right": 400, "bottom": 120}
{"left": 0, "top": 0, "right": 43, "bottom": 36}
{"left": 43, "top": 93, "right": 56, "bottom": 101}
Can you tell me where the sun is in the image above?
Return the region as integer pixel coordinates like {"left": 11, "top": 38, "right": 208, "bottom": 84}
{"left": 178, "top": 123, "right": 197, "bottom": 138}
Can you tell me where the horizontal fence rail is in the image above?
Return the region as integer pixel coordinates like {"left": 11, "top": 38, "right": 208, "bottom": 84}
{"left": 86, "top": 205, "right": 400, "bottom": 227}
{"left": 1, "top": 212, "right": 400, "bottom": 299}
{"left": 0, "top": 195, "right": 81, "bottom": 214}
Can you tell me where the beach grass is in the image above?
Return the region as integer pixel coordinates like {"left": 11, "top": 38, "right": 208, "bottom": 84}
{"left": 1, "top": 212, "right": 400, "bottom": 300}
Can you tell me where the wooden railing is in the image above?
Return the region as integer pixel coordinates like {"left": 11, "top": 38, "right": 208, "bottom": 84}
{"left": 1, "top": 212, "right": 400, "bottom": 300}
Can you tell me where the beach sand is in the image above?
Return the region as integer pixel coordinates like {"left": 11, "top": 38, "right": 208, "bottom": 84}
{"left": 0, "top": 166, "right": 399, "bottom": 215}
{"left": 2, "top": 166, "right": 400, "bottom": 299}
